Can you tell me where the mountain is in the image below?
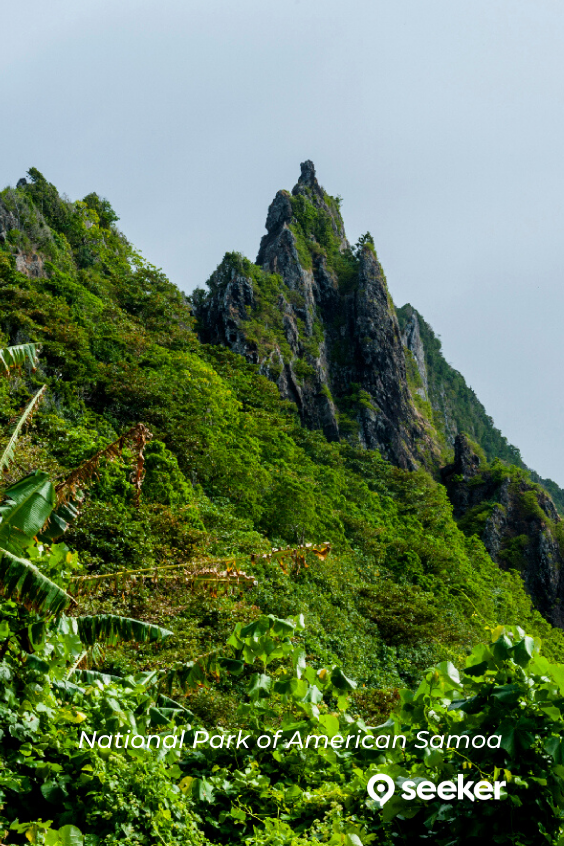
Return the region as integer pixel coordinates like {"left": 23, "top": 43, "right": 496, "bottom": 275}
{"left": 0, "top": 163, "right": 558, "bottom": 657}
{"left": 193, "top": 160, "right": 439, "bottom": 471}
{"left": 3, "top": 165, "right": 564, "bottom": 844}
{"left": 193, "top": 160, "right": 564, "bottom": 624}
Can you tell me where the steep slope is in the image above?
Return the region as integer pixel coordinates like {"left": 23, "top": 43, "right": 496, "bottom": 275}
{"left": 1, "top": 165, "right": 561, "bottom": 682}
{"left": 397, "top": 303, "right": 564, "bottom": 512}
{"left": 3, "top": 167, "right": 564, "bottom": 845}
{"left": 194, "top": 161, "right": 439, "bottom": 470}
{"left": 442, "top": 435, "right": 564, "bottom": 627}
{"left": 397, "top": 306, "right": 564, "bottom": 623}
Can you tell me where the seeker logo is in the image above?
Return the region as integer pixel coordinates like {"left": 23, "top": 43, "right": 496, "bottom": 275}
{"left": 367, "top": 773, "right": 507, "bottom": 804}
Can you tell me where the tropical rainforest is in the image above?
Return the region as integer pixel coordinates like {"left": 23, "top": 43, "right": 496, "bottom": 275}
{"left": 1, "top": 167, "right": 564, "bottom": 844}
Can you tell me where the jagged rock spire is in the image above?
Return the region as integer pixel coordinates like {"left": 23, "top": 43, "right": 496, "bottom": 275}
{"left": 292, "top": 160, "right": 323, "bottom": 198}
{"left": 195, "top": 162, "right": 438, "bottom": 470}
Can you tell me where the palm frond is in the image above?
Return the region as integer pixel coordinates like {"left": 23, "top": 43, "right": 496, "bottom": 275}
{"left": 40, "top": 497, "right": 83, "bottom": 542}
{"left": 70, "top": 559, "right": 258, "bottom": 596}
{"left": 0, "top": 343, "right": 40, "bottom": 376}
{"left": 161, "top": 659, "right": 208, "bottom": 695}
{"left": 157, "top": 692, "right": 191, "bottom": 713}
{"left": 0, "top": 548, "right": 74, "bottom": 616}
{"left": 0, "top": 386, "right": 46, "bottom": 475}
{"left": 76, "top": 614, "right": 173, "bottom": 647}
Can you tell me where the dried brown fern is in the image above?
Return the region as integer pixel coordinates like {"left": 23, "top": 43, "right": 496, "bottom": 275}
{"left": 55, "top": 423, "right": 153, "bottom": 507}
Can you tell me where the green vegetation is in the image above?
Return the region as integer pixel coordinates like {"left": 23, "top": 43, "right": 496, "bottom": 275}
{"left": 370, "top": 624, "right": 564, "bottom": 844}
{"left": 288, "top": 192, "right": 363, "bottom": 293}
{"left": 530, "top": 473, "right": 564, "bottom": 515}
{"left": 2, "top": 172, "right": 564, "bottom": 842}
{"left": 397, "top": 304, "right": 564, "bottom": 513}
{"left": 447, "top": 458, "right": 564, "bottom": 577}
{"left": 397, "top": 305, "right": 522, "bottom": 465}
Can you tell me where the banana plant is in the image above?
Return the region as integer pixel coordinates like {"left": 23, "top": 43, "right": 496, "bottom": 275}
{"left": 0, "top": 344, "right": 171, "bottom": 649}
{"left": 0, "top": 341, "right": 39, "bottom": 376}
{"left": 0, "top": 385, "right": 46, "bottom": 475}
{"left": 0, "top": 346, "right": 66, "bottom": 612}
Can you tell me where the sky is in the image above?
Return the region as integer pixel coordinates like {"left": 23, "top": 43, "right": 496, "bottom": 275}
{"left": 2, "top": 0, "right": 564, "bottom": 484}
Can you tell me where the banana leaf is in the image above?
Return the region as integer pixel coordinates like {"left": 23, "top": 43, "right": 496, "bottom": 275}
{"left": 0, "top": 471, "right": 56, "bottom": 553}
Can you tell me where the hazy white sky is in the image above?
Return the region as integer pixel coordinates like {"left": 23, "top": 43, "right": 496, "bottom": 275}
{"left": 2, "top": 0, "right": 564, "bottom": 484}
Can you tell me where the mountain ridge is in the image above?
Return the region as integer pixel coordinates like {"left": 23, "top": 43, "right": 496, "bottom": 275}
{"left": 193, "top": 160, "right": 564, "bottom": 625}
{"left": 2, "top": 162, "right": 564, "bottom": 632}
{"left": 194, "top": 160, "right": 439, "bottom": 471}
{"left": 193, "top": 160, "right": 564, "bottom": 509}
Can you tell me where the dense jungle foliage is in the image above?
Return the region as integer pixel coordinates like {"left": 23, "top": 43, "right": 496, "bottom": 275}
{"left": 2, "top": 170, "right": 564, "bottom": 843}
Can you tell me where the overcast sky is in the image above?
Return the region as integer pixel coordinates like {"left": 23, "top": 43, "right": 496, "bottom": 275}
{"left": 2, "top": 0, "right": 564, "bottom": 484}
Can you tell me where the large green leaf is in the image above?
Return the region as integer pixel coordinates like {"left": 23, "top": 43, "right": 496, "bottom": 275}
{"left": 0, "top": 471, "right": 56, "bottom": 552}
{"left": 0, "top": 343, "right": 39, "bottom": 375}
{"left": 76, "top": 614, "right": 173, "bottom": 646}
{"left": 0, "top": 548, "right": 73, "bottom": 615}
{"left": 330, "top": 666, "right": 357, "bottom": 691}
{"left": 71, "top": 668, "right": 122, "bottom": 685}
{"left": 40, "top": 498, "right": 82, "bottom": 542}
{"left": 57, "top": 825, "right": 84, "bottom": 846}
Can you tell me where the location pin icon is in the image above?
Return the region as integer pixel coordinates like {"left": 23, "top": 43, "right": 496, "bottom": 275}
{"left": 367, "top": 773, "right": 395, "bottom": 806}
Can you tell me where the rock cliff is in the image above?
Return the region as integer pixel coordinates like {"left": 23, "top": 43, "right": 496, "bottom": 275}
{"left": 442, "top": 435, "right": 564, "bottom": 627}
{"left": 397, "top": 303, "right": 564, "bottom": 514}
{"left": 194, "top": 161, "right": 438, "bottom": 469}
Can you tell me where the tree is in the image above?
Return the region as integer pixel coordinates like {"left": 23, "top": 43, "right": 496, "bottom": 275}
{"left": 82, "top": 192, "right": 119, "bottom": 229}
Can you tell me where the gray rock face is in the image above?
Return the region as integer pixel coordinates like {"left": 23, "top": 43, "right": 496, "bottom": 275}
{"left": 194, "top": 162, "right": 437, "bottom": 469}
{"left": 401, "top": 309, "right": 428, "bottom": 397}
{"left": 326, "top": 245, "right": 422, "bottom": 465}
{"left": 15, "top": 252, "right": 45, "bottom": 278}
{"left": 0, "top": 198, "right": 20, "bottom": 244}
{"left": 195, "top": 261, "right": 257, "bottom": 361}
{"left": 442, "top": 434, "right": 564, "bottom": 627}
{"left": 441, "top": 434, "right": 481, "bottom": 513}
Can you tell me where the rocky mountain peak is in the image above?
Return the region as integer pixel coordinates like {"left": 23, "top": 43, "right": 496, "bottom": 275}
{"left": 194, "top": 162, "right": 439, "bottom": 470}
{"left": 293, "top": 159, "right": 322, "bottom": 197}
{"left": 263, "top": 190, "right": 293, "bottom": 236}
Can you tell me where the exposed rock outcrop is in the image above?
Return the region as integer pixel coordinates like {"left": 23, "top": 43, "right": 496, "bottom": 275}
{"left": 15, "top": 252, "right": 45, "bottom": 278}
{"left": 0, "top": 198, "right": 20, "bottom": 244}
{"left": 442, "top": 435, "right": 564, "bottom": 626}
{"left": 400, "top": 306, "right": 428, "bottom": 398}
{"left": 195, "top": 261, "right": 257, "bottom": 361}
